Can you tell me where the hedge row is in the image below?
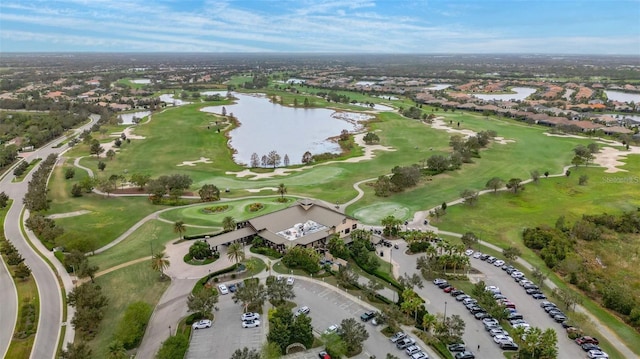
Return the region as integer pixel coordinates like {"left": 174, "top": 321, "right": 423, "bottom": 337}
{"left": 192, "top": 264, "right": 237, "bottom": 294}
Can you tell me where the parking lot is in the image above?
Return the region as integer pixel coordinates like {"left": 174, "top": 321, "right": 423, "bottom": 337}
{"left": 186, "top": 284, "right": 265, "bottom": 359}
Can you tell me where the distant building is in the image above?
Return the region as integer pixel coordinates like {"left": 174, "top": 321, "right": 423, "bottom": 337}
{"left": 206, "top": 199, "right": 359, "bottom": 253}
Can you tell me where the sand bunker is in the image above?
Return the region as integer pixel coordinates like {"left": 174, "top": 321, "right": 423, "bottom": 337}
{"left": 177, "top": 157, "right": 213, "bottom": 167}
{"left": 593, "top": 145, "right": 640, "bottom": 173}
{"left": 431, "top": 117, "right": 514, "bottom": 145}
{"left": 225, "top": 132, "right": 395, "bottom": 180}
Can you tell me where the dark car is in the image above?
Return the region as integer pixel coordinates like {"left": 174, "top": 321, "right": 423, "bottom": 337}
{"left": 454, "top": 351, "right": 475, "bottom": 359}
{"left": 450, "top": 289, "right": 464, "bottom": 297}
{"left": 553, "top": 314, "right": 568, "bottom": 323}
{"left": 500, "top": 341, "right": 519, "bottom": 351}
{"left": 582, "top": 343, "right": 602, "bottom": 352}
{"left": 228, "top": 283, "right": 237, "bottom": 293}
{"left": 360, "top": 311, "right": 375, "bottom": 322}
{"left": 474, "top": 311, "right": 489, "bottom": 320}
{"left": 447, "top": 343, "right": 466, "bottom": 352}
{"left": 480, "top": 254, "right": 490, "bottom": 261}
{"left": 531, "top": 293, "right": 547, "bottom": 300}
{"left": 575, "top": 336, "right": 599, "bottom": 345}
{"left": 437, "top": 282, "right": 452, "bottom": 290}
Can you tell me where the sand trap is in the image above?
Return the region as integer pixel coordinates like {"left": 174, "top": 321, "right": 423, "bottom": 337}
{"left": 177, "top": 157, "right": 213, "bottom": 167}
{"left": 225, "top": 132, "right": 395, "bottom": 180}
{"left": 245, "top": 187, "right": 278, "bottom": 193}
{"left": 47, "top": 210, "right": 91, "bottom": 219}
{"left": 430, "top": 117, "right": 514, "bottom": 145}
{"left": 543, "top": 132, "right": 615, "bottom": 145}
{"left": 593, "top": 145, "right": 640, "bottom": 173}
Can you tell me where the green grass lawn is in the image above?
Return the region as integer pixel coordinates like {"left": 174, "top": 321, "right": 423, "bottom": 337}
{"left": 88, "top": 262, "right": 170, "bottom": 359}
{"left": 158, "top": 197, "right": 296, "bottom": 227}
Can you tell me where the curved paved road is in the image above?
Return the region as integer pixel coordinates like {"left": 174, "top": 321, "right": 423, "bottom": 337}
{"left": 0, "top": 114, "right": 99, "bottom": 359}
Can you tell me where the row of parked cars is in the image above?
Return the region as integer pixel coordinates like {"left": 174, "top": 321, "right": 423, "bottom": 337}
{"left": 389, "top": 332, "right": 429, "bottom": 359}
{"left": 435, "top": 278, "right": 520, "bottom": 354}
{"left": 471, "top": 250, "right": 611, "bottom": 359}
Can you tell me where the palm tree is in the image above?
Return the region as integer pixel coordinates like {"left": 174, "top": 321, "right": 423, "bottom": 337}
{"left": 107, "top": 340, "right": 127, "bottom": 359}
{"left": 277, "top": 183, "right": 287, "bottom": 201}
{"left": 173, "top": 220, "right": 186, "bottom": 239}
{"left": 227, "top": 242, "right": 245, "bottom": 267}
{"left": 422, "top": 313, "right": 437, "bottom": 334}
{"left": 222, "top": 216, "right": 236, "bottom": 232}
{"left": 245, "top": 260, "right": 256, "bottom": 278}
{"left": 151, "top": 251, "right": 170, "bottom": 278}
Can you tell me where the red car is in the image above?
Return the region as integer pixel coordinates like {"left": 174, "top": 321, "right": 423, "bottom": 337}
{"left": 444, "top": 286, "right": 455, "bottom": 293}
{"left": 575, "top": 336, "right": 599, "bottom": 345}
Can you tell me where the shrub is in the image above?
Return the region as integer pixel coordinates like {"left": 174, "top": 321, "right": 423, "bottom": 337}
{"left": 156, "top": 334, "right": 189, "bottom": 359}
{"left": 188, "top": 241, "right": 212, "bottom": 260}
{"left": 115, "top": 301, "right": 153, "bottom": 349}
{"left": 248, "top": 203, "right": 264, "bottom": 212}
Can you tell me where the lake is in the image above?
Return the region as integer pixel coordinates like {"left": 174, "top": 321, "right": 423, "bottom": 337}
{"left": 471, "top": 87, "right": 537, "bottom": 101}
{"left": 131, "top": 79, "right": 151, "bottom": 84}
{"left": 118, "top": 111, "right": 151, "bottom": 125}
{"left": 200, "top": 93, "right": 366, "bottom": 166}
{"left": 159, "top": 94, "right": 191, "bottom": 106}
{"left": 604, "top": 113, "right": 640, "bottom": 124}
{"left": 605, "top": 90, "right": 640, "bottom": 103}
{"left": 425, "top": 84, "right": 452, "bottom": 91}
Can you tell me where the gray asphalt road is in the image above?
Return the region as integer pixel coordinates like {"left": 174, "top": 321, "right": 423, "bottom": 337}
{"left": 0, "top": 115, "right": 99, "bottom": 359}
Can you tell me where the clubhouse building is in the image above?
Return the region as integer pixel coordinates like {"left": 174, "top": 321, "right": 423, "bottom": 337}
{"left": 206, "top": 198, "right": 359, "bottom": 253}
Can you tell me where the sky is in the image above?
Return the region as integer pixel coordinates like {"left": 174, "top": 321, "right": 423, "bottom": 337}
{"left": 1, "top": 0, "right": 639, "bottom": 54}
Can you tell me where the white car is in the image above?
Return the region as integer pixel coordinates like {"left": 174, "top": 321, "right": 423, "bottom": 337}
{"left": 587, "top": 350, "right": 609, "bottom": 359}
{"left": 472, "top": 252, "right": 482, "bottom": 259}
{"left": 286, "top": 276, "right": 295, "bottom": 285}
{"left": 464, "top": 249, "right": 474, "bottom": 256}
{"left": 294, "top": 306, "right": 310, "bottom": 317}
{"left": 324, "top": 324, "right": 339, "bottom": 334}
{"left": 411, "top": 352, "right": 428, "bottom": 359}
{"left": 511, "top": 271, "right": 524, "bottom": 278}
{"left": 192, "top": 319, "right": 212, "bottom": 329}
{"left": 493, "top": 334, "right": 514, "bottom": 344}
{"left": 242, "top": 319, "right": 261, "bottom": 328}
{"left": 241, "top": 312, "right": 260, "bottom": 321}
{"left": 405, "top": 345, "right": 422, "bottom": 355}
{"left": 218, "top": 284, "right": 229, "bottom": 295}
{"left": 276, "top": 275, "right": 283, "bottom": 281}
{"left": 494, "top": 259, "right": 505, "bottom": 267}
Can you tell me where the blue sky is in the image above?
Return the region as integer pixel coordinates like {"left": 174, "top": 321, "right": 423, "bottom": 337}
{"left": 1, "top": 0, "right": 639, "bottom": 54}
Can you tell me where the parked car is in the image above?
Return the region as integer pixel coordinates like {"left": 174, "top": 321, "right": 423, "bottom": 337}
{"left": 433, "top": 278, "right": 447, "bottom": 285}
{"left": 405, "top": 345, "right": 422, "bottom": 355}
{"left": 410, "top": 351, "right": 428, "bottom": 359}
{"left": 464, "top": 249, "right": 474, "bottom": 256}
{"left": 493, "top": 259, "right": 505, "bottom": 267}
{"left": 242, "top": 319, "right": 261, "bottom": 328}
{"left": 218, "top": 284, "right": 229, "bottom": 295}
{"left": 575, "top": 336, "right": 599, "bottom": 345}
{"left": 450, "top": 289, "right": 464, "bottom": 297}
{"left": 447, "top": 343, "right": 466, "bottom": 352}
{"left": 480, "top": 254, "right": 490, "bottom": 260}
{"left": 493, "top": 334, "right": 514, "bottom": 344}
{"left": 581, "top": 343, "right": 602, "bottom": 352}
{"left": 540, "top": 301, "right": 556, "bottom": 308}
{"left": 228, "top": 283, "right": 237, "bottom": 292}
{"left": 472, "top": 252, "right": 482, "bottom": 259}
{"left": 192, "top": 319, "right": 212, "bottom": 329}
{"left": 318, "top": 351, "right": 331, "bottom": 359}
{"left": 489, "top": 328, "right": 506, "bottom": 337}
{"left": 532, "top": 293, "right": 547, "bottom": 300}
{"left": 286, "top": 276, "right": 295, "bottom": 285}
{"left": 389, "top": 332, "right": 407, "bottom": 343}
{"left": 456, "top": 294, "right": 470, "bottom": 301}
{"left": 454, "top": 351, "right": 475, "bottom": 359}
{"left": 360, "top": 311, "right": 375, "bottom": 322}
{"left": 294, "top": 306, "right": 310, "bottom": 317}
{"left": 396, "top": 337, "right": 416, "bottom": 349}
{"left": 444, "top": 286, "right": 455, "bottom": 293}
{"left": 324, "top": 324, "right": 340, "bottom": 335}
{"left": 241, "top": 312, "right": 260, "bottom": 321}
{"left": 587, "top": 350, "right": 609, "bottom": 358}
{"left": 499, "top": 341, "right": 519, "bottom": 351}
{"left": 474, "top": 311, "right": 489, "bottom": 320}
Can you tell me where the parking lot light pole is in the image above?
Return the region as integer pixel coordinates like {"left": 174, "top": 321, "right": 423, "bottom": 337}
{"left": 444, "top": 301, "right": 447, "bottom": 322}
{"left": 168, "top": 325, "right": 171, "bottom": 337}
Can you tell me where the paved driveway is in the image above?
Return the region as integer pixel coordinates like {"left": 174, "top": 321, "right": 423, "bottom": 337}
{"left": 186, "top": 287, "right": 265, "bottom": 359}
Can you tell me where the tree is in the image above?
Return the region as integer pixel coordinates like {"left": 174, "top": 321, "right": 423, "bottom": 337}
{"left": 106, "top": 149, "right": 116, "bottom": 160}
{"left": 14, "top": 262, "right": 31, "bottom": 280}
{"left": 250, "top": 152, "right": 260, "bottom": 168}
{"left": 506, "top": 178, "right": 524, "bottom": 193}
{"left": 60, "top": 341, "right": 92, "bottom": 359}
{"left": 321, "top": 332, "right": 347, "bottom": 358}
{"left": 363, "top": 132, "right": 380, "bottom": 144}
{"left": 373, "top": 175, "right": 393, "bottom": 197}
{"left": 90, "top": 140, "right": 104, "bottom": 158}
{"left": 130, "top": 173, "right": 151, "bottom": 190}
{"left": 187, "top": 288, "right": 219, "bottom": 318}
{"left": 97, "top": 160, "right": 107, "bottom": 171}
{"left": 233, "top": 280, "right": 266, "bottom": 312}
{"left": 571, "top": 155, "right": 584, "bottom": 167}
{"left": 222, "top": 216, "right": 236, "bottom": 232}
{"left": 485, "top": 177, "right": 504, "bottom": 193}
{"left": 0, "top": 191, "right": 8, "bottom": 208}
{"left": 71, "top": 183, "right": 83, "bottom": 197}
{"left": 189, "top": 241, "right": 212, "bottom": 260}
{"left": 267, "top": 277, "right": 296, "bottom": 305}
{"left": 503, "top": 246, "right": 522, "bottom": 263}
{"left": 461, "top": 232, "right": 478, "bottom": 248}
{"left": 339, "top": 318, "right": 369, "bottom": 353}
{"left": 460, "top": 189, "right": 478, "bottom": 206}
{"left": 198, "top": 184, "right": 220, "bottom": 202}
{"left": 422, "top": 313, "right": 437, "bottom": 334}
{"left": 427, "top": 154, "right": 450, "bottom": 173}
{"left": 301, "top": 151, "right": 313, "bottom": 164}
{"left": 327, "top": 235, "right": 349, "bottom": 259}
{"left": 398, "top": 272, "right": 424, "bottom": 290}
{"left": 97, "top": 177, "right": 115, "bottom": 196}
{"left": 277, "top": 183, "right": 287, "bottom": 200}
{"left": 283, "top": 154, "right": 290, "bottom": 166}
{"left": 290, "top": 313, "right": 314, "bottom": 348}
{"left": 231, "top": 347, "right": 261, "bottom": 359}
{"left": 266, "top": 150, "right": 281, "bottom": 168}
{"left": 64, "top": 168, "right": 76, "bottom": 179}
{"left": 587, "top": 142, "right": 599, "bottom": 154}
{"left": 579, "top": 174, "right": 588, "bottom": 185}
{"left": 227, "top": 242, "right": 245, "bottom": 266}
{"left": 107, "top": 340, "right": 127, "bottom": 359}
{"left": 336, "top": 265, "right": 359, "bottom": 287}
{"left": 173, "top": 220, "right": 186, "bottom": 239}
{"left": 381, "top": 215, "right": 402, "bottom": 237}
{"left": 68, "top": 283, "right": 109, "bottom": 339}
{"left": 363, "top": 279, "right": 383, "bottom": 300}
{"left": 151, "top": 251, "right": 170, "bottom": 278}
{"left": 531, "top": 170, "right": 540, "bottom": 183}
{"left": 400, "top": 289, "right": 423, "bottom": 323}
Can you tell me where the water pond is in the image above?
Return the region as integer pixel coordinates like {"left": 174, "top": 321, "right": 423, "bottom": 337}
{"left": 471, "top": 87, "right": 537, "bottom": 101}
